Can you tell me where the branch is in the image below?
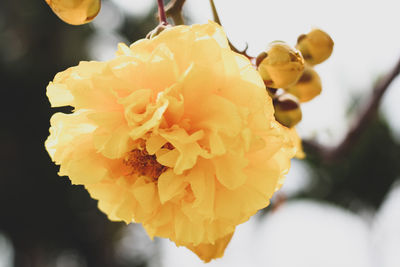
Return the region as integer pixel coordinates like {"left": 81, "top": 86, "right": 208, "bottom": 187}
{"left": 157, "top": 0, "right": 168, "bottom": 25}
{"left": 165, "top": 0, "right": 186, "bottom": 25}
{"left": 303, "top": 56, "right": 400, "bottom": 163}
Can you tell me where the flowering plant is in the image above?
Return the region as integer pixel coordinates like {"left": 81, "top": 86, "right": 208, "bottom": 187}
{"left": 45, "top": 21, "right": 300, "bottom": 261}
{"left": 43, "top": 0, "right": 339, "bottom": 262}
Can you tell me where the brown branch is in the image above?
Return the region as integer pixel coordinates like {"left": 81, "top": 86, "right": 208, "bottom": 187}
{"left": 165, "top": 0, "right": 186, "bottom": 25}
{"left": 209, "top": 0, "right": 221, "bottom": 25}
{"left": 303, "top": 56, "right": 400, "bottom": 163}
{"left": 157, "top": 0, "right": 168, "bottom": 25}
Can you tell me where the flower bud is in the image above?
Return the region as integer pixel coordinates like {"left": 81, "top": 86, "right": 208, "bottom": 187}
{"left": 286, "top": 66, "right": 322, "bottom": 102}
{"left": 257, "top": 41, "right": 304, "bottom": 89}
{"left": 296, "top": 29, "right": 334, "bottom": 65}
{"left": 273, "top": 93, "right": 302, "bottom": 128}
{"left": 45, "top": 0, "right": 100, "bottom": 25}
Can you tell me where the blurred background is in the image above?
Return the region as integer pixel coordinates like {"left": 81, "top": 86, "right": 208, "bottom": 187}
{"left": 0, "top": 0, "right": 399, "bottom": 266}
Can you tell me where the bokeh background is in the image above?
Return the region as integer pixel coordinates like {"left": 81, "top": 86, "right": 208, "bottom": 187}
{"left": 1, "top": 0, "right": 400, "bottom": 266}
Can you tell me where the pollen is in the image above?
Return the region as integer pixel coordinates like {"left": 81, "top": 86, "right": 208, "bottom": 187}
{"left": 124, "top": 148, "right": 167, "bottom": 180}
{"left": 123, "top": 141, "right": 175, "bottom": 180}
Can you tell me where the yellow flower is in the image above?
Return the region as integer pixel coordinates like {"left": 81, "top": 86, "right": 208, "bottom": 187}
{"left": 45, "top": 0, "right": 101, "bottom": 25}
{"left": 45, "top": 22, "right": 298, "bottom": 262}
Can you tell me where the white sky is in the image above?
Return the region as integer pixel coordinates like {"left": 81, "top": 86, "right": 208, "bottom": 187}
{"left": 111, "top": 0, "right": 154, "bottom": 17}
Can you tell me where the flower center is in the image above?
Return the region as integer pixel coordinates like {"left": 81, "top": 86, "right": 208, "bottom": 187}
{"left": 123, "top": 142, "right": 172, "bottom": 180}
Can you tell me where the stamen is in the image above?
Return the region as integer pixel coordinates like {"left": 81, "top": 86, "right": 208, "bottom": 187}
{"left": 123, "top": 141, "right": 174, "bottom": 180}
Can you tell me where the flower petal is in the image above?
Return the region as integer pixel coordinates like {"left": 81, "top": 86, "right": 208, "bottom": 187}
{"left": 158, "top": 170, "right": 187, "bottom": 204}
{"left": 159, "top": 128, "right": 204, "bottom": 174}
{"left": 185, "top": 232, "right": 234, "bottom": 263}
{"left": 46, "top": 82, "right": 74, "bottom": 107}
{"left": 212, "top": 151, "right": 249, "bottom": 190}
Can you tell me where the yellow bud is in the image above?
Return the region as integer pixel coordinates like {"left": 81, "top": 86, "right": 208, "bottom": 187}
{"left": 286, "top": 66, "right": 322, "bottom": 102}
{"left": 257, "top": 41, "right": 304, "bottom": 89}
{"left": 296, "top": 29, "right": 334, "bottom": 65}
{"left": 273, "top": 93, "right": 302, "bottom": 128}
{"left": 45, "top": 0, "right": 101, "bottom": 25}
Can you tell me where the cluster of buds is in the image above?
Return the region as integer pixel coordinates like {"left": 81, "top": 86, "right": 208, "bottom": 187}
{"left": 256, "top": 29, "right": 334, "bottom": 128}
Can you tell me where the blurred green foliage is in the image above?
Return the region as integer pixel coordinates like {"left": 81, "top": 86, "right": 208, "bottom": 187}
{"left": 303, "top": 116, "right": 400, "bottom": 210}
{"left": 0, "top": 0, "right": 157, "bottom": 266}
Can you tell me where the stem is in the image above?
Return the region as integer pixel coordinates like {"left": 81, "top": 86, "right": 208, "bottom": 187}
{"left": 303, "top": 56, "right": 400, "bottom": 163}
{"left": 165, "top": 0, "right": 186, "bottom": 25}
{"left": 209, "top": 0, "right": 221, "bottom": 25}
{"left": 157, "top": 0, "right": 168, "bottom": 25}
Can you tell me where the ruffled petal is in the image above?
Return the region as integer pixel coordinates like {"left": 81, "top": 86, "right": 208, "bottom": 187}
{"left": 86, "top": 177, "right": 137, "bottom": 223}
{"left": 159, "top": 127, "right": 204, "bottom": 174}
{"left": 158, "top": 169, "right": 187, "bottom": 204}
{"left": 186, "top": 161, "right": 215, "bottom": 219}
{"left": 212, "top": 151, "right": 249, "bottom": 190}
{"left": 46, "top": 82, "right": 74, "bottom": 107}
{"left": 88, "top": 111, "right": 132, "bottom": 159}
{"left": 45, "top": 111, "right": 96, "bottom": 163}
{"left": 185, "top": 232, "right": 234, "bottom": 263}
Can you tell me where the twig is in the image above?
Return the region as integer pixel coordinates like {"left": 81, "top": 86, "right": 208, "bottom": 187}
{"left": 165, "top": 0, "right": 186, "bottom": 25}
{"left": 208, "top": 0, "right": 252, "bottom": 59}
{"left": 303, "top": 56, "right": 400, "bottom": 163}
{"left": 209, "top": 0, "right": 221, "bottom": 25}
